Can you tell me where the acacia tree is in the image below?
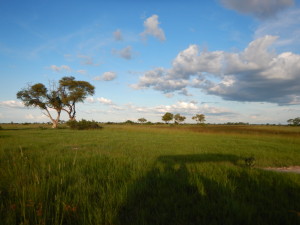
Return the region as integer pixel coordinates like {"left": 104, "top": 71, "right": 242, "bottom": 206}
{"left": 174, "top": 113, "right": 186, "bottom": 124}
{"left": 162, "top": 112, "right": 174, "bottom": 124}
{"left": 192, "top": 114, "right": 206, "bottom": 124}
{"left": 17, "top": 83, "right": 63, "bottom": 128}
{"left": 17, "top": 77, "right": 95, "bottom": 128}
{"left": 59, "top": 76, "right": 95, "bottom": 121}
{"left": 138, "top": 118, "right": 147, "bottom": 123}
{"left": 287, "top": 117, "right": 300, "bottom": 126}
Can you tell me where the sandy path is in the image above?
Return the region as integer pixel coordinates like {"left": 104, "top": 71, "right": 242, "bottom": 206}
{"left": 262, "top": 166, "right": 300, "bottom": 174}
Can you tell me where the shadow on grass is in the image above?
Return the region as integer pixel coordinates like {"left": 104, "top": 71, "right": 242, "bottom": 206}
{"left": 117, "top": 153, "right": 300, "bottom": 225}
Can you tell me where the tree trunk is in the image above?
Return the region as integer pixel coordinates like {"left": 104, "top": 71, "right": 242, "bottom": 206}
{"left": 51, "top": 120, "right": 59, "bottom": 128}
{"left": 45, "top": 108, "right": 61, "bottom": 129}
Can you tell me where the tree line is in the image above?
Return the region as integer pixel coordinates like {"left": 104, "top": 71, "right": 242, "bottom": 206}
{"left": 161, "top": 112, "right": 205, "bottom": 124}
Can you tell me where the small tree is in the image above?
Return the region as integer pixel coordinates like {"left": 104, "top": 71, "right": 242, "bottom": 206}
{"left": 287, "top": 117, "right": 300, "bottom": 126}
{"left": 192, "top": 114, "right": 206, "bottom": 124}
{"left": 174, "top": 113, "right": 186, "bottom": 124}
{"left": 138, "top": 118, "right": 147, "bottom": 123}
{"left": 17, "top": 83, "right": 62, "bottom": 128}
{"left": 162, "top": 112, "right": 174, "bottom": 124}
{"left": 59, "top": 76, "right": 95, "bottom": 121}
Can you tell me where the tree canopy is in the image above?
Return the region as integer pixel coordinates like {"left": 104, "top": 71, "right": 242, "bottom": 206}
{"left": 17, "top": 77, "right": 94, "bottom": 128}
{"left": 162, "top": 112, "right": 174, "bottom": 124}
{"left": 174, "top": 113, "right": 186, "bottom": 124}
{"left": 138, "top": 118, "right": 147, "bottom": 123}
{"left": 192, "top": 114, "right": 206, "bottom": 124}
{"left": 59, "top": 76, "right": 95, "bottom": 120}
{"left": 287, "top": 117, "right": 300, "bottom": 126}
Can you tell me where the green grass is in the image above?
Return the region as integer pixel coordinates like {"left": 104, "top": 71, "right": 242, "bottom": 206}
{"left": 0, "top": 124, "right": 300, "bottom": 225}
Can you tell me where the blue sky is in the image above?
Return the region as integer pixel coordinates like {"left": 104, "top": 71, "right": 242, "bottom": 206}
{"left": 1, "top": 0, "right": 300, "bottom": 124}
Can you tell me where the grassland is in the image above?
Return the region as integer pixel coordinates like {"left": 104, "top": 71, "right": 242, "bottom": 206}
{"left": 0, "top": 124, "right": 300, "bottom": 225}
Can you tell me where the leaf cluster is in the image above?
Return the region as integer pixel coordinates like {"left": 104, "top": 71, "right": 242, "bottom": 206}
{"left": 16, "top": 83, "right": 62, "bottom": 110}
{"left": 287, "top": 117, "right": 300, "bottom": 126}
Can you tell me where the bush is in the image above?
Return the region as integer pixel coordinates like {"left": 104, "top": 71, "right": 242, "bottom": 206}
{"left": 66, "top": 119, "right": 102, "bottom": 130}
{"left": 0, "top": 125, "right": 3, "bottom": 130}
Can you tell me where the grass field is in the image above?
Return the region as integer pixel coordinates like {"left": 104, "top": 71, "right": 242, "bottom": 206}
{"left": 0, "top": 124, "right": 300, "bottom": 225}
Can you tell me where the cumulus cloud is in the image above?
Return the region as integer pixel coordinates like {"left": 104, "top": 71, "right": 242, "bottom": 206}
{"left": 113, "top": 29, "right": 123, "bottom": 41}
{"left": 97, "top": 97, "right": 114, "bottom": 105}
{"left": 112, "top": 46, "right": 134, "bottom": 60}
{"left": 93, "top": 71, "right": 117, "bottom": 81}
{"left": 49, "top": 65, "right": 71, "bottom": 73}
{"left": 220, "top": 0, "right": 294, "bottom": 19}
{"left": 133, "top": 35, "right": 300, "bottom": 105}
{"left": 141, "top": 14, "right": 166, "bottom": 41}
{"left": 0, "top": 100, "right": 24, "bottom": 108}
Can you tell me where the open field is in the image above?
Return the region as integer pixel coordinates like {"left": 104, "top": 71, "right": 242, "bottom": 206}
{"left": 0, "top": 124, "right": 300, "bottom": 225}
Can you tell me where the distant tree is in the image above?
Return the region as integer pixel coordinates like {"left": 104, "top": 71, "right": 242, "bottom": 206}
{"left": 124, "top": 120, "right": 135, "bottom": 124}
{"left": 17, "top": 83, "right": 63, "bottom": 128}
{"left": 162, "top": 112, "right": 174, "bottom": 124}
{"left": 59, "top": 76, "right": 95, "bottom": 121}
{"left": 138, "top": 118, "right": 147, "bottom": 123}
{"left": 192, "top": 114, "right": 206, "bottom": 124}
{"left": 287, "top": 117, "right": 300, "bottom": 126}
{"left": 174, "top": 113, "right": 186, "bottom": 124}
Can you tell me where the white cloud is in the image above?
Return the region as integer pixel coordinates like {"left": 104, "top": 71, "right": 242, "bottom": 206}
{"left": 93, "top": 71, "right": 117, "bottom": 81}
{"left": 49, "top": 65, "right": 71, "bottom": 73}
{"left": 220, "top": 0, "right": 294, "bottom": 19}
{"left": 97, "top": 97, "right": 114, "bottom": 105}
{"left": 133, "top": 35, "right": 300, "bottom": 105}
{"left": 112, "top": 46, "right": 134, "bottom": 60}
{"left": 86, "top": 97, "right": 96, "bottom": 103}
{"left": 0, "top": 100, "right": 24, "bottom": 108}
{"left": 25, "top": 114, "right": 47, "bottom": 121}
{"left": 113, "top": 29, "right": 123, "bottom": 41}
{"left": 141, "top": 14, "right": 166, "bottom": 41}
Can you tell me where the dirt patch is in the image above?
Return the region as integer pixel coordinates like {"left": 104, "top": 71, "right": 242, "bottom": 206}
{"left": 262, "top": 166, "right": 300, "bottom": 174}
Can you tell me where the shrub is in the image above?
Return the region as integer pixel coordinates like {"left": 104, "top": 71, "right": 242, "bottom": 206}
{"left": 0, "top": 125, "right": 3, "bottom": 130}
{"left": 244, "top": 156, "right": 255, "bottom": 168}
{"left": 66, "top": 119, "right": 102, "bottom": 130}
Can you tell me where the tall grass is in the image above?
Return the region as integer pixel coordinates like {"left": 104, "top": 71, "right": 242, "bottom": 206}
{"left": 0, "top": 124, "right": 299, "bottom": 224}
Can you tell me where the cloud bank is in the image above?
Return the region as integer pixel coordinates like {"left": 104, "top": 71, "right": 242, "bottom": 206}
{"left": 133, "top": 35, "right": 300, "bottom": 105}
{"left": 221, "top": 0, "right": 294, "bottom": 19}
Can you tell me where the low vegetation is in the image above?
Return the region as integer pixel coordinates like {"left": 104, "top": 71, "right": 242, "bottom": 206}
{"left": 66, "top": 119, "right": 102, "bottom": 130}
{"left": 0, "top": 124, "right": 299, "bottom": 225}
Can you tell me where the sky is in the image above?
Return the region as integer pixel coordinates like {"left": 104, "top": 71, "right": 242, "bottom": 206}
{"left": 0, "top": 0, "right": 300, "bottom": 124}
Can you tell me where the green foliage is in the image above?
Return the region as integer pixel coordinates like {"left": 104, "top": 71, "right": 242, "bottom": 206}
{"left": 66, "top": 119, "right": 102, "bottom": 130}
{"left": 287, "top": 117, "right": 300, "bottom": 126}
{"left": 174, "top": 113, "right": 186, "bottom": 124}
{"left": 162, "top": 112, "right": 174, "bottom": 124}
{"left": 124, "top": 120, "right": 135, "bottom": 125}
{"left": 17, "top": 77, "right": 95, "bottom": 128}
{"left": 138, "top": 118, "right": 147, "bottom": 123}
{"left": 192, "top": 114, "right": 206, "bottom": 124}
{"left": 244, "top": 156, "right": 256, "bottom": 168}
{"left": 59, "top": 76, "right": 95, "bottom": 120}
{"left": 0, "top": 125, "right": 3, "bottom": 130}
